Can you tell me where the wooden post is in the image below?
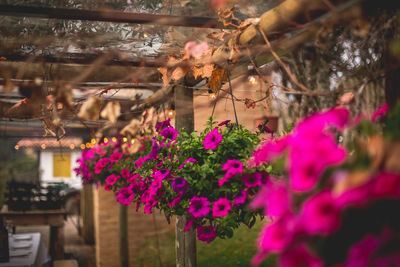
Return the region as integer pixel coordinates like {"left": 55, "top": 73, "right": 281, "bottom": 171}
{"left": 119, "top": 204, "right": 129, "bottom": 267}
{"left": 81, "top": 184, "right": 95, "bottom": 244}
{"left": 174, "top": 83, "right": 197, "bottom": 267}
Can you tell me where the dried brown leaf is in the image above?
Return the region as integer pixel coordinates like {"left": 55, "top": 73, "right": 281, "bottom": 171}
{"left": 100, "top": 101, "right": 121, "bottom": 123}
{"left": 120, "top": 119, "right": 141, "bottom": 138}
{"left": 77, "top": 96, "right": 103, "bottom": 121}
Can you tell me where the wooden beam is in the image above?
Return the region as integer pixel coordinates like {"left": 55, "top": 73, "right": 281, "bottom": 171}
{"left": 0, "top": 4, "right": 226, "bottom": 29}
{"left": 0, "top": 53, "right": 163, "bottom": 68}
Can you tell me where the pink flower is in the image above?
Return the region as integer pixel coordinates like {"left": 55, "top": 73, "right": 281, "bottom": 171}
{"left": 203, "top": 128, "right": 223, "bottom": 150}
{"left": 153, "top": 169, "right": 171, "bottom": 181}
{"left": 248, "top": 137, "right": 289, "bottom": 167}
{"left": 168, "top": 191, "right": 184, "bottom": 207}
{"left": 242, "top": 172, "right": 262, "bottom": 188}
{"left": 106, "top": 174, "right": 119, "bottom": 185}
{"left": 155, "top": 119, "right": 171, "bottom": 132}
{"left": 219, "top": 159, "right": 244, "bottom": 186}
{"left": 116, "top": 186, "right": 134, "bottom": 205}
{"left": 218, "top": 120, "right": 231, "bottom": 126}
{"left": 340, "top": 234, "right": 380, "bottom": 267}
{"left": 233, "top": 190, "right": 247, "bottom": 206}
{"left": 134, "top": 157, "right": 145, "bottom": 169}
{"left": 185, "top": 41, "right": 208, "bottom": 59}
{"left": 250, "top": 180, "right": 291, "bottom": 218}
{"left": 196, "top": 225, "right": 217, "bottom": 244}
{"left": 265, "top": 181, "right": 291, "bottom": 218}
{"left": 188, "top": 196, "right": 210, "bottom": 218}
{"left": 279, "top": 243, "right": 323, "bottom": 267}
{"left": 178, "top": 157, "right": 197, "bottom": 169}
{"left": 110, "top": 152, "right": 123, "bottom": 163}
{"left": 120, "top": 168, "right": 130, "bottom": 178}
{"left": 258, "top": 218, "right": 294, "bottom": 253}
{"left": 94, "top": 158, "right": 109, "bottom": 174}
{"left": 159, "top": 126, "right": 178, "bottom": 141}
{"left": 371, "top": 103, "right": 389, "bottom": 122}
{"left": 171, "top": 177, "right": 189, "bottom": 192}
{"left": 289, "top": 134, "right": 346, "bottom": 192}
{"left": 212, "top": 198, "right": 232, "bottom": 217}
{"left": 104, "top": 184, "right": 111, "bottom": 191}
{"left": 372, "top": 172, "right": 400, "bottom": 198}
{"left": 184, "top": 217, "right": 194, "bottom": 232}
{"left": 300, "top": 191, "right": 341, "bottom": 235}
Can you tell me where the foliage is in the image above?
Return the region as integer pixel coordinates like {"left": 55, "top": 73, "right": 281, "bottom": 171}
{"left": 250, "top": 104, "right": 400, "bottom": 266}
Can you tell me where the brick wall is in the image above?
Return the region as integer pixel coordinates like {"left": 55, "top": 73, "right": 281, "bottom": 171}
{"left": 94, "top": 186, "right": 175, "bottom": 267}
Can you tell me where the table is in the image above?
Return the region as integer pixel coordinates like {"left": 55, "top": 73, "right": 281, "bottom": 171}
{"left": 0, "top": 233, "right": 50, "bottom": 267}
{"left": 0, "top": 208, "right": 67, "bottom": 260}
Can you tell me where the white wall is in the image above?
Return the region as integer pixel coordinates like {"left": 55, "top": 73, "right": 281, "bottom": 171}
{"left": 39, "top": 150, "right": 82, "bottom": 189}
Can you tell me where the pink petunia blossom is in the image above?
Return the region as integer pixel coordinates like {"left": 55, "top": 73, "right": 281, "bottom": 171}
{"left": 248, "top": 136, "right": 289, "bottom": 167}
{"left": 159, "top": 126, "right": 178, "bottom": 141}
{"left": 155, "top": 119, "right": 171, "bottom": 132}
{"left": 218, "top": 120, "right": 231, "bottom": 126}
{"left": 372, "top": 172, "right": 400, "bottom": 198}
{"left": 203, "top": 128, "right": 223, "bottom": 150}
{"left": 212, "top": 198, "right": 232, "bottom": 217}
{"left": 219, "top": 159, "right": 244, "bottom": 186}
{"left": 265, "top": 181, "right": 291, "bottom": 218}
{"left": 120, "top": 168, "right": 130, "bottom": 178}
{"left": 242, "top": 172, "right": 263, "bottom": 188}
{"left": 178, "top": 157, "right": 197, "bottom": 169}
{"left": 300, "top": 190, "right": 341, "bottom": 235}
{"left": 188, "top": 196, "right": 210, "bottom": 218}
{"left": 279, "top": 243, "right": 323, "bottom": 267}
{"left": 116, "top": 186, "right": 134, "bottom": 205}
{"left": 153, "top": 169, "right": 171, "bottom": 181}
{"left": 257, "top": 218, "right": 295, "bottom": 253}
{"left": 94, "top": 158, "right": 110, "bottom": 174}
{"left": 371, "top": 103, "right": 389, "bottom": 122}
{"left": 196, "top": 225, "right": 217, "bottom": 244}
{"left": 233, "top": 190, "right": 248, "bottom": 206}
{"left": 106, "top": 174, "right": 119, "bottom": 185}
{"left": 184, "top": 217, "right": 194, "bottom": 232}
{"left": 340, "top": 234, "right": 380, "bottom": 267}
{"left": 168, "top": 191, "right": 184, "bottom": 207}
{"left": 110, "top": 152, "right": 123, "bottom": 163}
{"left": 171, "top": 177, "right": 189, "bottom": 192}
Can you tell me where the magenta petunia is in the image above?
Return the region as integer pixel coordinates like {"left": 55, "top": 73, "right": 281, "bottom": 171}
{"left": 159, "top": 126, "right": 178, "bottom": 141}
{"left": 279, "top": 243, "right": 323, "bottom": 267}
{"left": 218, "top": 120, "right": 231, "bottom": 126}
{"left": 212, "top": 197, "right": 232, "bottom": 217}
{"left": 168, "top": 191, "right": 184, "bottom": 207}
{"left": 153, "top": 169, "right": 171, "bottom": 181}
{"left": 120, "top": 168, "right": 130, "bottom": 178}
{"left": 184, "top": 217, "right": 194, "bottom": 232}
{"left": 155, "top": 119, "right": 171, "bottom": 132}
{"left": 233, "top": 190, "right": 248, "bottom": 206}
{"left": 248, "top": 137, "right": 289, "bottom": 167}
{"left": 203, "top": 128, "right": 223, "bottom": 150}
{"left": 196, "top": 225, "right": 217, "bottom": 244}
{"left": 110, "top": 152, "right": 123, "bottom": 163}
{"left": 371, "top": 103, "right": 389, "bottom": 122}
{"left": 258, "top": 218, "right": 294, "bottom": 254}
{"left": 372, "top": 172, "right": 400, "bottom": 198}
{"left": 134, "top": 157, "right": 145, "bottom": 169}
{"left": 104, "top": 184, "right": 111, "bottom": 191}
{"left": 178, "top": 157, "right": 197, "bottom": 169}
{"left": 94, "top": 158, "right": 109, "bottom": 174}
{"left": 340, "top": 234, "right": 380, "bottom": 267}
{"left": 116, "top": 186, "right": 135, "bottom": 205}
{"left": 241, "top": 172, "right": 262, "bottom": 188}
{"left": 219, "top": 159, "right": 244, "bottom": 186}
{"left": 171, "top": 177, "right": 189, "bottom": 192}
{"left": 188, "top": 196, "right": 210, "bottom": 218}
{"left": 106, "top": 174, "right": 119, "bottom": 185}
{"left": 300, "top": 190, "right": 341, "bottom": 235}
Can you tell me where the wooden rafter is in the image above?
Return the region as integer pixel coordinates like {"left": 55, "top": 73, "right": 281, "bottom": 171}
{"left": 0, "top": 4, "right": 227, "bottom": 29}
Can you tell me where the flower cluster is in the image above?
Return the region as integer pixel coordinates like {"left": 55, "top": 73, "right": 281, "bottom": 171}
{"left": 250, "top": 105, "right": 400, "bottom": 266}
{"left": 75, "top": 117, "right": 268, "bottom": 243}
